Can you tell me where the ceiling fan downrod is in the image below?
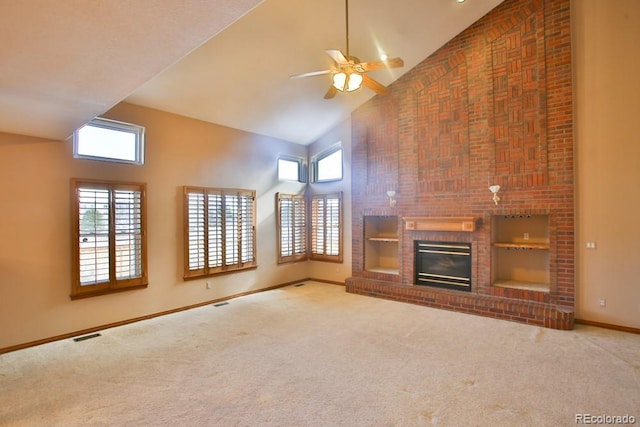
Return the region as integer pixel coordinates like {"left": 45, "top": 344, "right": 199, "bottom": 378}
{"left": 345, "top": 0, "right": 350, "bottom": 59}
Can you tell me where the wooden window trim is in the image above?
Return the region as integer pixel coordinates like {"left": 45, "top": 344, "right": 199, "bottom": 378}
{"left": 183, "top": 186, "right": 257, "bottom": 280}
{"left": 276, "top": 193, "right": 308, "bottom": 264}
{"left": 71, "top": 178, "right": 148, "bottom": 299}
{"left": 310, "top": 192, "right": 343, "bottom": 263}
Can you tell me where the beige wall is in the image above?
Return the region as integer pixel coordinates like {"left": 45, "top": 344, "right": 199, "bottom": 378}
{"left": 574, "top": 0, "right": 640, "bottom": 328}
{"left": 0, "top": 103, "right": 311, "bottom": 349}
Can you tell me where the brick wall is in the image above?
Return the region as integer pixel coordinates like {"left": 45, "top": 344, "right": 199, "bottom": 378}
{"left": 346, "top": 0, "right": 574, "bottom": 329}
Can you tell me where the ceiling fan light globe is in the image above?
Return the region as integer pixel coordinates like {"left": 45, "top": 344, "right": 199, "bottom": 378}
{"left": 332, "top": 72, "right": 363, "bottom": 92}
{"left": 332, "top": 72, "right": 348, "bottom": 91}
{"left": 346, "top": 73, "right": 363, "bottom": 91}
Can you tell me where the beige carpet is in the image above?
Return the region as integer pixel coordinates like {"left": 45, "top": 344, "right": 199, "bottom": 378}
{"left": 1, "top": 281, "right": 638, "bottom": 426}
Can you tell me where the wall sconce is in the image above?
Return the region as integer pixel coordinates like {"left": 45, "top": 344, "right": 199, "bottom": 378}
{"left": 489, "top": 185, "right": 500, "bottom": 205}
{"left": 386, "top": 190, "right": 397, "bottom": 207}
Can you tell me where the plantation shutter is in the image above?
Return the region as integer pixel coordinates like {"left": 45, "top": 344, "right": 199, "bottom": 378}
{"left": 280, "top": 195, "right": 294, "bottom": 257}
{"left": 72, "top": 179, "right": 147, "bottom": 298}
{"left": 311, "top": 196, "right": 321, "bottom": 255}
{"left": 208, "top": 192, "right": 223, "bottom": 269}
{"left": 276, "top": 193, "right": 307, "bottom": 263}
{"left": 325, "top": 196, "right": 340, "bottom": 256}
{"left": 183, "top": 187, "right": 256, "bottom": 279}
{"left": 113, "top": 188, "right": 143, "bottom": 280}
{"left": 77, "top": 187, "right": 110, "bottom": 285}
{"left": 187, "top": 190, "right": 206, "bottom": 274}
{"left": 293, "top": 196, "right": 307, "bottom": 256}
{"left": 310, "top": 192, "right": 343, "bottom": 262}
{"left": 224, "top": 193, "right": 239, "bottom": 266}
{"left": 239, "top": 193, "right": 255, "bottom": 264}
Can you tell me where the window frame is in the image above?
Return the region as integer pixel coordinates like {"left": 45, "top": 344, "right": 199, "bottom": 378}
{"left": 70, "top": 178, "right": 148, "bottom": 299}
{"left": 276, "top": 193, "right": 308, "bottom": 264}
{"left": 183, "top": 186, "right": 257, "bottom": 279}
{"left": 311, "top": 145, "right": 343, "bottom": 183}
{"left": 310, "top": 192, "right": 343, "bottom": 263}
{"left": 73, "top": 117, "right": 145, "bottom": 165}
{"left": 277, "top": 156, "right": 307, "bottom": 183}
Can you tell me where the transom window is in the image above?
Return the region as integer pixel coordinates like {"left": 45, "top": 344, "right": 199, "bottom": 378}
{"left": 312, "top": 146, "right": 343, "bottom": 182}
{"left": 71, "top": 179, "right": 148, "bottom": 299}
{"left": 183, "top": 187, "right": 256, "bottom": 279}
{"left": 278, "top": 156, "right": 305, "bottom": 182}
{"left": 73, "top": 117, "right": 145, "bottom": 165}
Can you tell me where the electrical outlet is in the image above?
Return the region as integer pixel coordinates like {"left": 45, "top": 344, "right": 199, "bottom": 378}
{"left": 599, "top": 299, "right": 606, "bottom": 307}
{"left": 206, "top": 281, "right": 211, "bottom": 290}
{"left": 523, "top": 233, "right": 530, "bottom": 241}
{"left": 586, "top": 242, "right": 597, "bottom": 249}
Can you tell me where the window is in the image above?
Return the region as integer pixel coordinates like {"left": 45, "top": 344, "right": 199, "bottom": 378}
{"left": 310, "top": 192, "right": 343, "bottom": 262}
{"left": 278, "top": 156, "right": 306, "bottom": 182}
{"left": 73, "top": 117, "right": 145, "bottom": 165}
{"left": 71, "top": 179, "right": 147, "bottom": 299}
{"left": 184, "top": 187, "right": 256, "bottom": 279}
{"left": 312, "top": 146, "right": 343, "bottom": 182}
{"left": 276, "top": 193, "right": 307, "bottom": 263}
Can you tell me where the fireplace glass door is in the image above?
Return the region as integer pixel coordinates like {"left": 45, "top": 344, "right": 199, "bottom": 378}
{"left": 415, "top": 241, "right": 471, "bottom": 291}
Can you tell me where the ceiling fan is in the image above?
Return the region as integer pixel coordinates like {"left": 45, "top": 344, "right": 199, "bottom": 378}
{"left": 290, "top": 0, "right": 404, "bottom": 99}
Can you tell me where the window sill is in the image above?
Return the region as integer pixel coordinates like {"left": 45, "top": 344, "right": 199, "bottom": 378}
{"left": 70, "top": 283, "right": 148, "bottom": 300}
{"left": 183, "top": 264, "right": 258, "bottom": 281}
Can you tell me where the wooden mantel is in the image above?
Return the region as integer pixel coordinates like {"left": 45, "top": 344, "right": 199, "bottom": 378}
{"left": 404, "top": 217, "right": 476, "bottom": 232}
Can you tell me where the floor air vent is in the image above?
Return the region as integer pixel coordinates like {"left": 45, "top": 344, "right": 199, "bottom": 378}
{"left": 295, "top": 283, "right": 305, "bottom": 287}
{"left": 213, "top": 302, "right": 229, "bottom": 307}
{"left": 73, "top": 333, "right": 101, "bottom": 342}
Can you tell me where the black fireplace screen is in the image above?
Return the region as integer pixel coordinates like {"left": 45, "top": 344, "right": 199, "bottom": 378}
{"left": 414, "top": 241, "right": 471, "bottom": 291}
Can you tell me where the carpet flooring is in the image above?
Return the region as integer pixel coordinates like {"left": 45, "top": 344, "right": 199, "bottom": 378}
{"left": 1, "top": 281, "right": 638, "bottom": 426}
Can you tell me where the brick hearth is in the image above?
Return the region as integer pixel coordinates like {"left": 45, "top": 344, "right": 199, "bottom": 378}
{"left": 346, "top": 278, "right": 574, "bottom": 330}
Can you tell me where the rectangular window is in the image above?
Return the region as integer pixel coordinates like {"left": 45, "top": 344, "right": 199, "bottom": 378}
{"left": 276, "top": 193, "right": 307, "bottom": 263}
{"left": 71, "top": 179, "right": 147, "bottom": 299}
{"left": 278, "top": 156, "right": 306, "bottom": 182}
{"left": 73, "top": 117, "right": 145, "bottom": 165}
{"left": 184, "top": 187, "right": 256, "bottom": 279}
{"left": 310, "top": 192, "right": 343, "bottom": 263}
{"left": 312, "top": 146, "right": 343, "bottom": 182}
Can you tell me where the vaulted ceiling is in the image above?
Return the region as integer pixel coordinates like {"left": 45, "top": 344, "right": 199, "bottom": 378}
{"left": 0, "top": 0, "right": 504, "bottom": 145}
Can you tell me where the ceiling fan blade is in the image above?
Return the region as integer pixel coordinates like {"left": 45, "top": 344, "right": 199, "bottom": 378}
{"left": 324, "top": 85, "right": 338, "bottom": 99}
{"left": 290, "top": 69, "right": 331, "bottom": 79}
{"left": 362, "top": 74, "right": 388, "bottom": 95}
{"left": 359, "top": 57, "right": 405, "bottom": 72}
{"left": 326, "top": 49, "right": 348, "bottom": 65}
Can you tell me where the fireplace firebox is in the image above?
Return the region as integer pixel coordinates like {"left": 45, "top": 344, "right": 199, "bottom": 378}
{"left": 414, "top": 241, "right": 471, "bottom": 291}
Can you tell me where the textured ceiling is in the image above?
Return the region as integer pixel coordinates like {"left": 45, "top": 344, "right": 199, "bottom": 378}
{"left": 0, "top": 0, "right": 504, "bottom": 144}
{"left": 0, "top": 0, "right": 264, "bottom": 140}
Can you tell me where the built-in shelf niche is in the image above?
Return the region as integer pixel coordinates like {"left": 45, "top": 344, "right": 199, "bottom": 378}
{"left": 364, "top": 215, "right": 399, "bottom": 275}
{"left": 491, "top": 214, "right": 550, "bottom": 292}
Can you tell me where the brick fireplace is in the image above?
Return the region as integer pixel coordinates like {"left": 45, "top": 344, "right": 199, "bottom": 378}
{"left": 345, "top": 0, "right": 575, "bottom": 330}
